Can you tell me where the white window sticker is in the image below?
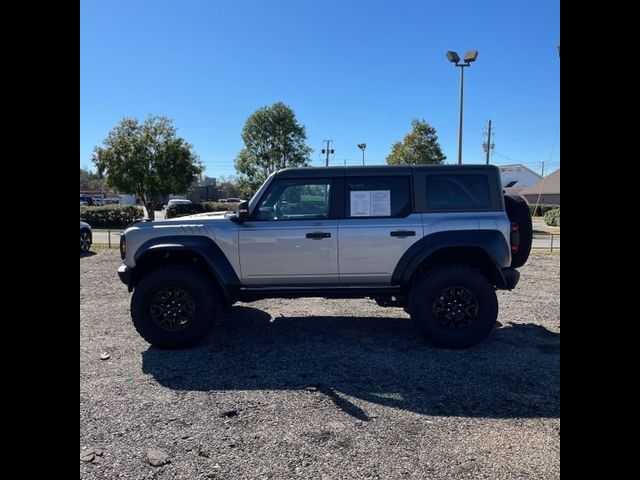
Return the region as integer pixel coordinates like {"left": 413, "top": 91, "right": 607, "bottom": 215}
{"left": 350, "top": 191, "right": 371, "bottom": 216}
{"left": 371, "top": 190, "right": 391, "bottom": 216}
{"left": 350, "top": 190, "right": 391, "bottom": 217}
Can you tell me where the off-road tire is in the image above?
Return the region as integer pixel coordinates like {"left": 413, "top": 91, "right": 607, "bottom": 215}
{"left": 410, "top": 264, "right": 498, "bottom": 349}
{"left": 504, "top": 194, "right": 532, "bottom": 268}
{"left": 131, "top": 264, "right": 219, "bottom": 348}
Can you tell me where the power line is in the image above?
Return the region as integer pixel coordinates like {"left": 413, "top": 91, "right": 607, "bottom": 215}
{"left": 492, "top": 151, "right": 523, "bottom": 163}
{"left": 547, "top": 123, "right": 560, "bottom": 164}
{"left": 491, "top": 153, "right": 559, "bottom": 178}
{"left": 492, "top": 152, "right": 559, "bottom": 167}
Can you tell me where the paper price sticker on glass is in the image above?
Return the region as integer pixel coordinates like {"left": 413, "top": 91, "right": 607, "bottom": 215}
{"left": 349, "top": 190, "right": 391, "bottom": 217}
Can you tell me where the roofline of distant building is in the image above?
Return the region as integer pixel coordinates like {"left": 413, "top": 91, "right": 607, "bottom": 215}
{"left": 496, "top": 163, "right": 543, "bottom": 178}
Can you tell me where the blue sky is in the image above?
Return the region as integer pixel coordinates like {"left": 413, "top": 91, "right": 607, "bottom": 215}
{"left": 80, "top": 0, "right": 560, "bottom": 178}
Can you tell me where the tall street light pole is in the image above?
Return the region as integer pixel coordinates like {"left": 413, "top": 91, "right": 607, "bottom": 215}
{"left": 357, "top": 143, "right": 367, "bottom": 165}
{"left": 446, "top": 50, "right": 478, "bottom": 165}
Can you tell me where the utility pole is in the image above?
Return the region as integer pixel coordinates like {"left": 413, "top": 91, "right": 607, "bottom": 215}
{"left": 482, "top": 119, "right": 494, "bottom": 165}
{"left": 322, "top": 140, "right": 334, "bottom": 167}
{"left": 541, "top": 161, "right": 545, "bottom": 177}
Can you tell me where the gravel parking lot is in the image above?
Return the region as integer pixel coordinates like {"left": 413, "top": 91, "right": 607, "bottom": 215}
{"left": 80, "top": 249, "right": 559, "bottom": 479}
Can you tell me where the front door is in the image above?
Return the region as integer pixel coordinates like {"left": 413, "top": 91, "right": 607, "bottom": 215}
{"left": 239, "top": 178, "right": 338, "bottom": 285}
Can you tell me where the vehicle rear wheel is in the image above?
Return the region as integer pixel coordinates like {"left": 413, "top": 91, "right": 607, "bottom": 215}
{"left": 410, "top": 265, "right": 498, "bottom": 349}
{"left": 504, "top": 194, "right": 532, "bottom": 268}
{"left": 131, "top": 264, "right": 220, "bottom": 348}
{"left": 80, "top": 230, "right": 92, "bottom": 252}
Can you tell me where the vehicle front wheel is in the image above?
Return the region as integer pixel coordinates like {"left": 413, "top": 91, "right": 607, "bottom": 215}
{"left": 80, "top": 230, "right": 92, "bottom": 252}
{"left": 131, "top": 265, "right": 220, "bottom": 348}
{"left": 410, "top": 265, "right": 498, "bottom": 349}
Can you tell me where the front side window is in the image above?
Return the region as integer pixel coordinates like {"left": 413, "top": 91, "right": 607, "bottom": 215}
{"left": 254, "top": 179, "right": 331, "bottom": 220}
{"left": 425, "top": 174, "right": 491, "bottom": 210}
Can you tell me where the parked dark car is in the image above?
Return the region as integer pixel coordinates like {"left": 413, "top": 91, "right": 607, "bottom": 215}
{"left": 80, "top": 195, "right": 95, "bottom": 206}
{"left": 80, "top": 221, "right": 92, "bottom": 252}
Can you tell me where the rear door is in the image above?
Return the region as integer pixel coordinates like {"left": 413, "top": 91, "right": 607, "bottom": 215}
{"left": 338, "top": 174, "right": 422, "bottom": 285}
{"left": 239, "top": 177, "right": 338, "bottom": 285}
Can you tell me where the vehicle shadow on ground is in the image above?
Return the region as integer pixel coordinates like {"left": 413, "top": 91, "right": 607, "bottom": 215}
{"left": 142, "top": 306, "right": 559, "bottom": 420}
{"left": 80, "top": 251, "right": 96, "bottom": 259}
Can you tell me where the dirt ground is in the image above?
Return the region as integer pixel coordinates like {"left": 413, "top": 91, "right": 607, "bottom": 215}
{"left": 81, "top": 249, "right": 559, "bottom": 479}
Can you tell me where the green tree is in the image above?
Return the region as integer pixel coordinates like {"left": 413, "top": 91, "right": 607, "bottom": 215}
{"left": 92, "top": 115, "right": 202, "bottom": 220}
{"left": 234, "top": 102, "right": 312, "bottom": 197}
{"left": 386, "top": 119, "right": 446, "bottom": 165}
{"left": 80, "top": 167, "right": 105, "bottom": 191}
{"left": 215, "top": 175, "right": 241, "bottom": 200}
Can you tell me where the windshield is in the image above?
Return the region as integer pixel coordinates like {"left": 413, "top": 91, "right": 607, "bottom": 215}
{"left": 248, "top": 171, "right": 277, "bottom": 213}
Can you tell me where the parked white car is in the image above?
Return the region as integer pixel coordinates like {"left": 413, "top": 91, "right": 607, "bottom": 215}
{"left": 163, "top": 199, "right": 192, "bottom": 209}
{"left": 80, "top": 221, "right": 92, "bottom": 252}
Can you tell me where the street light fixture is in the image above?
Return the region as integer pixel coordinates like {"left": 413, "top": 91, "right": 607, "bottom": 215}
{"left": 446, "top": 49, "right": 478, "bottom": 165}
{"left": 357, "top": 143, "right": 367, "bottom": 165}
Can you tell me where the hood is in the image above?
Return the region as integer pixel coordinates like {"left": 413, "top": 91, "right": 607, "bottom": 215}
{"left": 187, "top": 211, "right": 230, "bottom": 218}
{"left": 160, "top": 211, "right": 230, "bottom": 221}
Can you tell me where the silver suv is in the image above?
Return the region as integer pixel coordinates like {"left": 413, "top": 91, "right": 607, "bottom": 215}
{"left": 118, "top": 165, "right": 532, "bottom": 349}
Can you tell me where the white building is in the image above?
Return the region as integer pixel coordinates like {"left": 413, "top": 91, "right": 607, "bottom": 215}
{"left": 498, "top": 164, "right": 542, "bottom": 195}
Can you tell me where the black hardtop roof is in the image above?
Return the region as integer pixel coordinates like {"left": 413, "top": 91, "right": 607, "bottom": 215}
{"left": 275, "top": 164, "right": 500, "bottom": 179}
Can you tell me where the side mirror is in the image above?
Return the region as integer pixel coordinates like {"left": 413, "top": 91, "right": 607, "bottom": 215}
{"left": 230, "top": 200, "right": 250, "bottom": 222}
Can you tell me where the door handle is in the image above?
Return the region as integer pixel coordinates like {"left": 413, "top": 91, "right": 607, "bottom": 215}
{"left": 306, "top": 232, "right": 331, "bottom": 239}
{"left": 390, "top": 230, "right": 416, "bottom": 238}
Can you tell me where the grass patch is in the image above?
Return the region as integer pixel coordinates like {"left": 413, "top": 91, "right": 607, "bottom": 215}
{"left": 534, "top": 226, "right": 560, "bottom": 234}
{"left": 532, "top": 216, "right": 561, "bottom": 234}
{"left": 530, "top": 249, "right": 560, "bottom": 255}
{"left": 91, "top": 244, "right": 119, "bottom": 250}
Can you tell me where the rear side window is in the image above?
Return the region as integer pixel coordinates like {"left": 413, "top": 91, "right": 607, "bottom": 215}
{"left": 346, "top": 176, "right": 411, "bottom": 218}
{"left": 425, "top": 174, "right": 492, "bottom": 210}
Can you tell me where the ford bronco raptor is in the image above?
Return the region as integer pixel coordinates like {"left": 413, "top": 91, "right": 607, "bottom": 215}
{"left": 117, "top": 165, "right": 532, "bottom": 349}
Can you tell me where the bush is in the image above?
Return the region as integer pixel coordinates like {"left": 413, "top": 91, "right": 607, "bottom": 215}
{"left": 165, "top": 203, "right": 205, "bottom": 219}
{"left": 80, "top": 205, "right": 144, "bottom": 228}
{"left": 544, "top": 208, "right": 560, "bottom": 226}
{"left": 529, "top": 204, "right": 558, "bottom": 217}
{"left": 203, "top": 201, "right": 235, "bottom": 212}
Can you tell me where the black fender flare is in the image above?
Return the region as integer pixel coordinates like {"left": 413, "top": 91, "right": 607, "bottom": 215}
{"left": 391, "top": 230, "right": 511, "bottom": 287}
{"left": 133, "top": 235, "right": 240, "bottom": 300}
